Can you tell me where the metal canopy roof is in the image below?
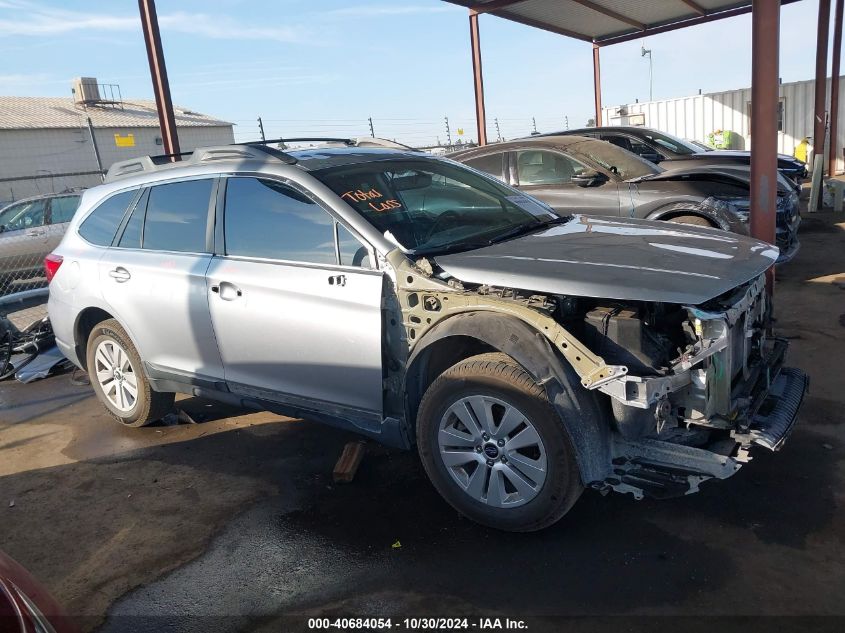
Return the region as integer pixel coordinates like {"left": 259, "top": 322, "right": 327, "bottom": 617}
{"left": 446, "top": 0, "right": 800, "bottom": 46}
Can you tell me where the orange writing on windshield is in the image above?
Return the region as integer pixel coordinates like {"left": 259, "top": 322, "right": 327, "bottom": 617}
{"left": 341, "top": 188, "right": 382, "bottom": 202}
{"left": 341, "top": 187, "right": 402, "bottom": 212}
{"left": 368, "top": 199, "right": 402, "bottom": 212}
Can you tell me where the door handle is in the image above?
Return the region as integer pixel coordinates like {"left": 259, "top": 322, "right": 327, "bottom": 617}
{"left": 328, "top": 274, "right": 347, "bottom": 287}
{"left": 27, "top": 230, "right": 46, "bottom": 237}
{"left": 213, "top": 281, "right": 242, "bottom": 301}
{"left": 108, "top": 267, "right": 131, "bottom": 282}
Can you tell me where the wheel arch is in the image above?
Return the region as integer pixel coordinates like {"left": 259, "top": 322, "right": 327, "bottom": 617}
{"left": 647, "top": 203, "right": 724, "bottom": 229}
{"left": 404, "top": 311, "right": 611, "bottom": 484}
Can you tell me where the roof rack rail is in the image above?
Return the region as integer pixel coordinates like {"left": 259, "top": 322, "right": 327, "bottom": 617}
{"left": 104, "top": 142, "right": 298, "bottom": 183}
{"left": 244, "top": 137, "right": 356, "bottom": 147}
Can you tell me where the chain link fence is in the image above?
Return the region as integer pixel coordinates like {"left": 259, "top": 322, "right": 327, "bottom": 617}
{"left": 1, "top": 187, "right": 87, "bottom": 299}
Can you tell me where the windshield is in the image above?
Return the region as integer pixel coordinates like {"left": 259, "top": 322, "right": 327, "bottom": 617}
{"left": 688, "top": 139, "right": 714, "bottom": 152}
{"left": 567, "top": 140, "right": 659, "bottom": 180}
{"left": 642, "top": 130, "right": 701, "bottom": 155}
{"left": 315, "top": 159, "right": 563, "bottom": 254}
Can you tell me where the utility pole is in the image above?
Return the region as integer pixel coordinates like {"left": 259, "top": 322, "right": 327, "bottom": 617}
{"left": 257, "top": 116, "right": 266, "bottom": 142}
{"left": 494, "top": 118, "right": 502, "bottom": 142}
{"left": 86, "top": 117, "right": 104, "bottom": 181}
{"left": 641, "top": 43, "right": 653, "bottom": 101}
{"left": 444, "top": 116, "right": 452, "bottom": 146}
{"left": 368, "top": 117, "right": 375, "bottom": 138}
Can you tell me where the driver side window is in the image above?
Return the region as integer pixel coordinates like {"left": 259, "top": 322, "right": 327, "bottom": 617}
{"left": 0, "top": 199, "right": 46, "bottom": 232}
{"left": 516, "top": 150, "right": 585, "bottom": 186}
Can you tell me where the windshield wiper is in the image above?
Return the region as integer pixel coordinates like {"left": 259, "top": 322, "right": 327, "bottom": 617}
{"left": 486, "top": 215, "right": 570, "bottom": 246}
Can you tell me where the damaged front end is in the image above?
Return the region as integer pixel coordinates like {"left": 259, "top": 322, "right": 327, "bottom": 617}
{"left": 392, "top": 250, "right": 807, "bottom": 502}
{"left": 588, "top": 274, "right": 808, "bottom": 499}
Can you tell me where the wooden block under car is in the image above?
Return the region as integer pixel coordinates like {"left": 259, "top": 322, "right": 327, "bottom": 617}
{"left": 333, "top": 441, "right": 366, "bottom": 483}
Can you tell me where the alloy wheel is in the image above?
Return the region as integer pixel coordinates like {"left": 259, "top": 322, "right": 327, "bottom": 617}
{"left": 437, "top": 395, "right": 548, "bottom": 508}
{"left": 93, "top": 339, "right": 138, "bottom": 413}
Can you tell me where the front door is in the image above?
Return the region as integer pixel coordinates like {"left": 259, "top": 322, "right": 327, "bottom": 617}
{"left": 0, "top": 198, "right": 49, "bottom": 289}
{"left": 511, "top": 149, "right": 621, "bottom": 216}
{"left": 206, "top": 176, "right": 384, "bottom": 415}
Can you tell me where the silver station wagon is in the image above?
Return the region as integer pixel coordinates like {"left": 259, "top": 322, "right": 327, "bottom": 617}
{"left": 47, "top": 141, "right": 807, "bottom": 531}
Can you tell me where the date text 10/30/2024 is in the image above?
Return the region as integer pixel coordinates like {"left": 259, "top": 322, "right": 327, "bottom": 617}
{"left": 308, "top": 618, "right": 528, "bottom": 630}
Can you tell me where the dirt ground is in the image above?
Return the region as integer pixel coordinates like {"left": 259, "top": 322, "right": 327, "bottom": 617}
{"left": 0, "top": 213, "right": 843, "bottom": 632}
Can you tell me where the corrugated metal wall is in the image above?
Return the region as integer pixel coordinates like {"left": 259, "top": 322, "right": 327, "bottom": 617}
{"left": 0, "top": 125, "right": 235, "bottom": 202}
{"left": 603, "top": 76, "right": 845, "bottom": 172}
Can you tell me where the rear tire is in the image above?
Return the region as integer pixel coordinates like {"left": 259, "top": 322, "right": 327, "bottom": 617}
{"left": 86, "top": 319, "right": 173, "bottom": 427}
{"left": 416, "top": 353, "right": 583, "bottom": 532}
{"left": 667, "top": 214, "right": 713, "bottom": 227}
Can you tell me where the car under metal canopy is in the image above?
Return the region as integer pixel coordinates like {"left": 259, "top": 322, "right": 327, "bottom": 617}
{"left": 441, "top": 0, "right": 824, "bottom": 284}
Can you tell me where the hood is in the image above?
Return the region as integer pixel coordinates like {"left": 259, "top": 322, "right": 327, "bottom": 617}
{"left": 637, "top": 164, "right": 793, "bottom": 194}
{"left": 435, "top": 215, "right": 777, "bottom": 305}
{"left": 706, "top": 150, "right": 803, "bottom": 165}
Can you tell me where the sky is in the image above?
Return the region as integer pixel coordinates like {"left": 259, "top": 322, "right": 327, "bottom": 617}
{"left": 0, "top": 0, "right": 842, "bottom": 146}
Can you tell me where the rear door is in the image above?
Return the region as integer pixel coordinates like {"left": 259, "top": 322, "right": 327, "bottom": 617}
{"left": 511, "top": 149, "right": 620, "bottom": 216}
{"left": 206, "top": 176, "right": 384, "bottom": 415}
{"left": 101, "top": 178, "right": 224, "bottom": 381}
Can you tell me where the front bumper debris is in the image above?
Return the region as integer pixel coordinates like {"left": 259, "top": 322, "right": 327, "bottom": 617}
{"left": 736, "top": 366, "right": 809, "bottom": 451}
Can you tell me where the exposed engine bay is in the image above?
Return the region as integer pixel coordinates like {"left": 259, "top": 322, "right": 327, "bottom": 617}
{"left": 390, "top": 251, "right": 808, "bottom": 502}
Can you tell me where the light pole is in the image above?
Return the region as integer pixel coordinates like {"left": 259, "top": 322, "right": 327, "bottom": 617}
{"left": 641, "top": 44, "right": 653, "bottom": 101}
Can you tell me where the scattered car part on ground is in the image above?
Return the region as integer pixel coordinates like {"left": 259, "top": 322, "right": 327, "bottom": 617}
{"left": 0, "top": 192, "right": 83, "bottom": 296}
{"left": 47, "top": 142, "right": 807, "bottom": 531}
{"left": 451, "top": 135, "right": 801, "bottom": 263}
{"left": 545, "top": 126, "right": 808, "bottom": 185}
{"left": 0, "top": 311, "right": 57, "bottom": 382}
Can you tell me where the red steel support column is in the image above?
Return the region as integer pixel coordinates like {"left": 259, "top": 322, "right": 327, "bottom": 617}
{"left": 829, "top": 0, "right": 843, "bottom": 175}
{"left": 469, "top": 9, "right": 488, "bottom": 146}
{"left": 593, "top": 44, "right": 603, "bottom": 126}
{"left": 814, "top": 0, "right": 831, "bottom": 165}
{"left": 750, "top": 0, "right": 780, "bottom": 289}
{"left": 138, "top": 0, "right": 181, "bottom": 158}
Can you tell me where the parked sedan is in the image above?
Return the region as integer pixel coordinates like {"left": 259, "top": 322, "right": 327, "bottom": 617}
{"left": 0, "top": 549, "right": 78, "bottom": 633}
{"left": 548, "top": 126, "right": 808, "bottom": 185}
{"left": 0, "top": 192, "right": 82, "bottom": 295}
{"left": 451, "top": 135, "right": 800, "bottom": 262}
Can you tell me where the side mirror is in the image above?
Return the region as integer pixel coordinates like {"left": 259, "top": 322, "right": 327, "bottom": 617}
{"left": 641, "top": 152, "right": 662, "bottom": 163}
{"left": 571, "top": 170, "right": 609, "bottom": 188}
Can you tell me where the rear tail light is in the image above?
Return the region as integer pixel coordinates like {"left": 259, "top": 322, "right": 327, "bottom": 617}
{"left": 44, "top": 254, "right": 63, "bottom": 283}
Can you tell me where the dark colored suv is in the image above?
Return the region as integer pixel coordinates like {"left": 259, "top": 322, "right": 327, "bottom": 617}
{"left": 548, "top": 126, "right": 808, "bottom": 184}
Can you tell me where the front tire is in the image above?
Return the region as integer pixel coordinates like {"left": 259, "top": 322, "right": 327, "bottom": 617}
{"left": 416, "top": 353, "right": 583, "bottom": 532}
{"left": 86, "top": 319, "right": 174, "bottom": 427}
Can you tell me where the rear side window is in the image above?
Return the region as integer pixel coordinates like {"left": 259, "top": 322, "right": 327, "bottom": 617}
{"left": 224, "top": 177, "right": 336, "bottom": 264}
{"left": 143, "top": 180, "right": 213, "bottom": 253}
{"left": 49, "top": 196, "right": 81, "bottom": 224}
{"left": 78, "top": 191, "right": 135, "bottom": 246}
{"left": 516, "top": 150, "right": 586, "bottom": 185}
{"left": 464, "top": 153, "right": 504, "bottom": 180}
